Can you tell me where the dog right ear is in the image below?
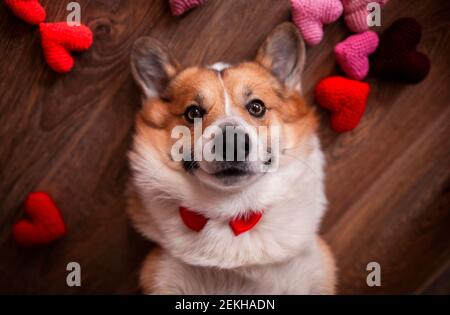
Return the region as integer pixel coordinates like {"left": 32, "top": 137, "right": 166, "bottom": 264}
{"left": 131, "top": 37, "right": 180, "bottom": 100}
{"left": 256, "top": 23, "right": 306, "bottom": 94}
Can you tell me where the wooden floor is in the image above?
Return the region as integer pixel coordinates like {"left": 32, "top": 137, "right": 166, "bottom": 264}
{"left": 0, "top": 0, "right": 449, "bottom": 294}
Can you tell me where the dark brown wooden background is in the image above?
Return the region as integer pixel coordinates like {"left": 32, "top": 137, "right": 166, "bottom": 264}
{"left": 0, "top": 0, "right": 449, "bottom": 294}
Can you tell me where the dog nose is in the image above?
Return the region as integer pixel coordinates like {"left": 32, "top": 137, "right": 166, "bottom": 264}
{"left": 219, "top": 127, "right": 251, "bottom": 161}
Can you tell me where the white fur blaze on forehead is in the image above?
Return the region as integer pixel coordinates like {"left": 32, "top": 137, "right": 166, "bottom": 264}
{"left": 208, "top": 62, "right": 231, "bottom": 72}
{"left": 217, "top": 73, "right": 232, "bottom": 115}
{"left": 207, "top": 62, "right": 233, "bottom": 115}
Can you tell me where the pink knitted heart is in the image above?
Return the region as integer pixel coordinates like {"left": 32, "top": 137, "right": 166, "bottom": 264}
{"left": 169, "top": 0, "right": 206, "bottom": 16}
{"left": 334, "top": 31, "right": 379, "bottom": 80}
{"left": 290, "top": 0, "right": 343, "bottom": 46}
{"left": 342, "top": 0, "right": 390, "bottom": 33}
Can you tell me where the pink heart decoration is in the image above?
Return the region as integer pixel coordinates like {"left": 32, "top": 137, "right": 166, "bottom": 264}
{"left": 168, "top": 0, "right": 206, "bottom": 16}
{"left": 342, "top": 0, "right": 390, "bottom": 33}
{"left": 290, "top": 0, "right": 343, "bottom": 46}
{"left": 334, "top": 31, "right": 379, "bottom": 80}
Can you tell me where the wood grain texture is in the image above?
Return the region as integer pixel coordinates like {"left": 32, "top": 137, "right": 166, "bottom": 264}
{"left": 0, "top": 0, "right": 449, "bottom": 294}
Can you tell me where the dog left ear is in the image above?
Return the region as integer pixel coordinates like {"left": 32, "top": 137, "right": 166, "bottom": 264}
{"left": 131, "top": 37, "right": 180, "bottom": 100}
{"left": 256, "top": 22, "right": 306, "bottom": 93}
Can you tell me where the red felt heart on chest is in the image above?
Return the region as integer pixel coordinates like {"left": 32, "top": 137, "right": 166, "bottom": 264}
{"left": 4, "top": 0, "right": 46, "bottom": 25}
{"left": 39, "top": 22, "right": 93, "bottom": 73}
{"left": 12, "top": 192, "right": 66, "bottom": 246}
{"left": 315, "top": 76, "right": 370, "bottom": 133}
{"left": 179, "top": 207, "right": 263, "bottom": 236}
{"left": 229, "top": 212, "right": 263, "bottom": 236}
{"left": 370, "top": 17, "right": 431, "bottom": 84}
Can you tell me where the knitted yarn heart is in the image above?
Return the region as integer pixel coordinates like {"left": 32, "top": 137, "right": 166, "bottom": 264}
{"left": 342, "top": 0, "right": 390, "bottom": 33}
{"left": 334, "top": 31, "right": 379, "bottom": 80}
{"left": 40, "top": 22, "right": 93, "bottom": 73}
{"left": 12, "top": 192, "right": 66, "bottom": 247}
{"left": 370, "top": 17, "right": 431, "bottom": 84}
{"left": 4, "top": 0, "right": 45, "bottom": 25}
{"left": 290, "top": 0, "right": 343, "bottom": 46}
{"left": 169, "top": 0, "right": 206, "bottom": 16}
{"left": 315, "top": 76, "right": 370, "bottom": 133}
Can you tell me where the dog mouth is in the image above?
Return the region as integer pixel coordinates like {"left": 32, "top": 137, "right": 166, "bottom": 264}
{"left": 213, "top": 167, "right": 250, "bottom": 178}
{"left": 184, "top": 160, "right": 267, "bottom": 189}
{"left": 181, "top": 159, "right": 253, "bottom": 179}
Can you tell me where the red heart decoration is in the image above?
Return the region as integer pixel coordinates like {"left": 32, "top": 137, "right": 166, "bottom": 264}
{"left": 4, "top": 0, "right": 46, "bottom": 25}
{"left": 39, "top": 22, "right": 93, "bottom": 73}
{"left": 315, "top": 76, "right": 370, "bottom": 133}
{"left": 12, "top": 192, "right": 66, "bottom": 247}
{"left": 179, "top": 206, "right": 209, "bottom": 232}
{"left": 229, "top": 211, "right": 263, "bottom": 236}
{"left": 370, "top": 17, "right": 431, "bottom": 84}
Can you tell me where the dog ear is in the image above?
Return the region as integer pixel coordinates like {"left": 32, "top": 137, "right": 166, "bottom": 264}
{"left": 256, "top": 23, "right": 306, "bottom": 93}
{"left": 131, "top": 37, "right": 180, "bottom": 100}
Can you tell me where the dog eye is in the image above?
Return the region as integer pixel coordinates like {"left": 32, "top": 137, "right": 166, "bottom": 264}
{"left": 246, "top": 99, "right": 266, "bottom": 118}
{"left": 184, "top": 105, "right": 204, "bottom": 123}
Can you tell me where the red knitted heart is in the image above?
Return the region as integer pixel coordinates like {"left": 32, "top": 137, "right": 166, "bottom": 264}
{"left": 4, "top": 0, "right": 46, "bottom": 25}
{"left": 315, "top": 76, "right": 370, "bottom": 133}
{"left": 12, "top": 192, "right": 66, "bottom": 247}
{"left": 39, "top": 22, "right": 93, "bottom": 73}
{"left": 370, "top": 17, "right": 431, "bottom": 84}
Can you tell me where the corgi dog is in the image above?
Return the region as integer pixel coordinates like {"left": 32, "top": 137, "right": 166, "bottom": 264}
{"left": 127, "top": 23, "right": 336, "bottom": 294}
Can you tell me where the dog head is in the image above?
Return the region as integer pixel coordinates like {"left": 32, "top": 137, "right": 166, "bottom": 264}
{"left": 130, "top": 23, "right": 317, "bottom": 192}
